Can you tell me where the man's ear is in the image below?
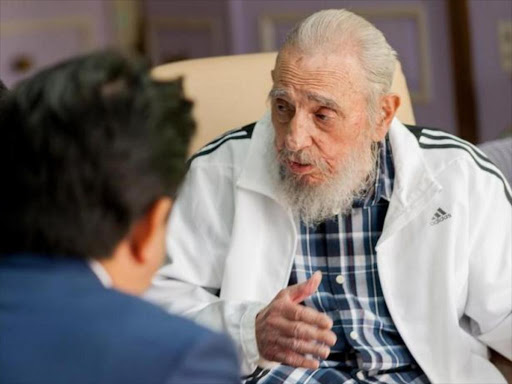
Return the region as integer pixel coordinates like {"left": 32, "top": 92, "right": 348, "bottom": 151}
{"left": 129, "top": 197, "right": 172, "bottom": 264}
{"left": 372, "top": 94, "right": 400, "bottom": 142}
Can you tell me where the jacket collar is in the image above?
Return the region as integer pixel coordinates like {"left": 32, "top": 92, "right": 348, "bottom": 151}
{"left": 237, "top": 113, "right": 442, "bottom": 215}
{"left": 379, "top": 118, "right": 443, "bottom": 241}
{"left": 387, "top": 117, "right": 442, "bottom": 209}
{"left": 237, "top": 111, "right": 284, "bottom": 203}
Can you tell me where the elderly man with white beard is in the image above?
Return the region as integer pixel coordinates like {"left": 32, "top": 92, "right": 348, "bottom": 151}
{"left": 146, "top": 9, "right": 512, "bottom": 384}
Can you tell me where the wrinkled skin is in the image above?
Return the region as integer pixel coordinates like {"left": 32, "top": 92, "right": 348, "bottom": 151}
{"left": 255, "top": 271, "right": 336, "bottom": 369}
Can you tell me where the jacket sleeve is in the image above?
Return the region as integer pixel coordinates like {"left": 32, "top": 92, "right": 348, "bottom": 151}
{"left": 464, "top": 155, "right": 512, "bottom": 360}
{"left": 165, "top": 331, "right": 241, "bottom": 384}
{"left": 145, "top": 162, "right": 266, "bottom": 375}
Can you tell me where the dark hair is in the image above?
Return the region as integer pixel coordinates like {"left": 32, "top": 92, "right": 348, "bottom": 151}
{"left": 0, "top": 51, "right": 195, "bottom": 259}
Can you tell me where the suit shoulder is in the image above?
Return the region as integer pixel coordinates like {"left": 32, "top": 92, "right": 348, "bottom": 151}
{"left": 165, "top": 327, "right": 240, "bottom": 384}
{"left": 101, "top": 289, "right": 209, "bottom": 339}
{"left": 109, "top": 293, "right": 240, "bottom": 382}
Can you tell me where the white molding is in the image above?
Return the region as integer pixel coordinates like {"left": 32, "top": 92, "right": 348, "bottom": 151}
{"left": 258, "top": 12, "right": 301, "bottom": 52}
{"left": 497, "top": 20, "right": 512, "bottom": 75}
{"left": 0, "top": 16, "right": 95, "bottom": 49}
{"left": 147, "top": 17, "right": 223, "bottom": 63}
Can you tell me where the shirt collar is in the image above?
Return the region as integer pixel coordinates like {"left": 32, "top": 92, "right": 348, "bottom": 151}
{"left": 88, "top": 259, "right": 113, "bottom": 288}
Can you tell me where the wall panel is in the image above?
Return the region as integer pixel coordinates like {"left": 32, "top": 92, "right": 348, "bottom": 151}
{"left": 469, "top": 0, "right": 512, "bottom": 142}
{"left": 0, "top": 0, "right": 116, "bottom": 87}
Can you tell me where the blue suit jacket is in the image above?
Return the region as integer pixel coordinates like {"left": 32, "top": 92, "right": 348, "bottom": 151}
{"left": 0, "top": 254, "right": 240, "bottom": 384}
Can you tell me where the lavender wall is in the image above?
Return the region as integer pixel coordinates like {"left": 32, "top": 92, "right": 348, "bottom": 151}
{"left": 468, "top": 0, "right": 512, "bottom": 142}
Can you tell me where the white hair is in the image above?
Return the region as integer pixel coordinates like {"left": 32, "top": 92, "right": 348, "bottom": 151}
{"left": 279, "top": 9, "right": 397, "bottom": 123}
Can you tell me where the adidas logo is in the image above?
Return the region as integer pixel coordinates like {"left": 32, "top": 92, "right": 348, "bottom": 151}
{"left": 430, "top": 208, "right": 452, "bottom": 226}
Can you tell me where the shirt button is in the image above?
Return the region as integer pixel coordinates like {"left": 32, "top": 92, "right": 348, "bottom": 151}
{"left": 356, "top": 371, "right": 365, "bottom": 380}
{"left": 349, "top": 331, "right": 358, "bottom": 340}
{"left": 335, "top": 275, "right": 345, "bottom": 284}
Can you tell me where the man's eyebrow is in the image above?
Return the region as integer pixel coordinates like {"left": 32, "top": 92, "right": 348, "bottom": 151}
{"left": 268, "top": 88, "right": 289, "bottom": 100}
{"left": 306, "top": 92, "right": 340, "bottom": 110}
{"left": 268, "top": 89, "right": 340, "bottom": 111}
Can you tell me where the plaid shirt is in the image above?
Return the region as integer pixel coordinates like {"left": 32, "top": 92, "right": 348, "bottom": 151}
{"left": 252, "top": 138, "right": 429, "bottom": 384}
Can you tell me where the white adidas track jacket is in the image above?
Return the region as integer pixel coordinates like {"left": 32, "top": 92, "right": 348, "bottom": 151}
{"left": 146, "top": 115, "right": 512, "bottom": 383}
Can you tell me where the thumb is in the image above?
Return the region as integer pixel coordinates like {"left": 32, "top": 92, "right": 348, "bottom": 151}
{"left": 288, "top": 270, "right": 322, "bottom": 303}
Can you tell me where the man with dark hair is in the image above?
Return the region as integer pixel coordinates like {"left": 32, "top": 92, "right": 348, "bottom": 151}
{"left": 0, "top": 51, "right": 240, "bottom": 384}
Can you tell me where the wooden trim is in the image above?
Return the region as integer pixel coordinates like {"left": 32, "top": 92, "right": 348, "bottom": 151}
{"left": 447, "top": 0, "right": 478, "bottom": 143}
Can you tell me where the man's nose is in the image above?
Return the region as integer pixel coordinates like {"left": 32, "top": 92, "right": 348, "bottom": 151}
{"left": 285, "top": 113, "right": 312, "bottom": 151}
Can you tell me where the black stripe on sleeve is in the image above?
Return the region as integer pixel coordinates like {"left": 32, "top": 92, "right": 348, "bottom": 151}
{"left": 404, "top": 124, "right": 441, "bottom": 141}
{"left": 418, "top": 131, "right": 493, "bottom": 166}
{"left": 187, "top": 122, "right": 256, "bottom": 166}
{"left": 201, "top": 124, "right": 253, "bottom": 148}
{"left": 404, "top": 124, "right": 511, "bottom": 205}
{"left": 419, "top": 142, "right": 512, "bottom": 205}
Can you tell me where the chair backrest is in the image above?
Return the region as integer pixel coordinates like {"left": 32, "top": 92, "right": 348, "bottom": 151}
{"left": 152, "top": 52, "right": 415, "bottom": 155}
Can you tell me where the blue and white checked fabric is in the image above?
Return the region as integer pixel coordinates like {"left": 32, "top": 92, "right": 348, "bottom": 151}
{"left": 253, "top": 138, "right": 429, "bottom": 384}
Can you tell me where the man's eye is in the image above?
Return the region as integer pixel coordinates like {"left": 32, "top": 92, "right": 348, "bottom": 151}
{"left": 273, "top": 101, "right": 293, "bottom": 123}
{"left": 315, "top": 113, "right": 333, "bottom": 122}
{"left": 275, "top": 101, "right": 290, "bottom": 113}
{"left": 315, "top": 109, "right": 335, "bottom": 122}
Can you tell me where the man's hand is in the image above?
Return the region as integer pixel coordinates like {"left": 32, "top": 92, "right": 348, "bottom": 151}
{"left": 255, "top": 271, "right": 336, "bottom": 369}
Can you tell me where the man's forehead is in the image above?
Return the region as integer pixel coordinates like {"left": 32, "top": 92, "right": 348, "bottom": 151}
{"left": 273, "top": 49, "right": 363, "bottom": 91}
{"left": 276, "top": 45, "right": 361, "bottom": 69}
{"left": 271, "top": 56, "right": 364, "bottom": 108}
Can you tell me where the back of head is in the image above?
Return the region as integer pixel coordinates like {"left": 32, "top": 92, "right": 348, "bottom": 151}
{"left": 0, "top": 51, "right": 195, "bottom": 259}
{"left": 279, "top": 9, "right": 397, "bottom": 120}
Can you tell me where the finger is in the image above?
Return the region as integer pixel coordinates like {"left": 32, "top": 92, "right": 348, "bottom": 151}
{"left": 276, "top": 337, "right": 331, "bottom": 359}
{"left": 282, "top": 302, "right": 333, "bottom": 329}
{"left": 268, "top": 316, "right": 337, "bottom": 346}
{"left": 271, "top": 349, "right": 320, "bottom": 370}
{"left": 287, "top": 271, "right": 322, "bottom": 303}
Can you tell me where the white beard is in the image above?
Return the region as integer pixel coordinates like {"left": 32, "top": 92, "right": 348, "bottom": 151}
{"left": 275, "top": 139, "right": 378, "bottom": 227}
